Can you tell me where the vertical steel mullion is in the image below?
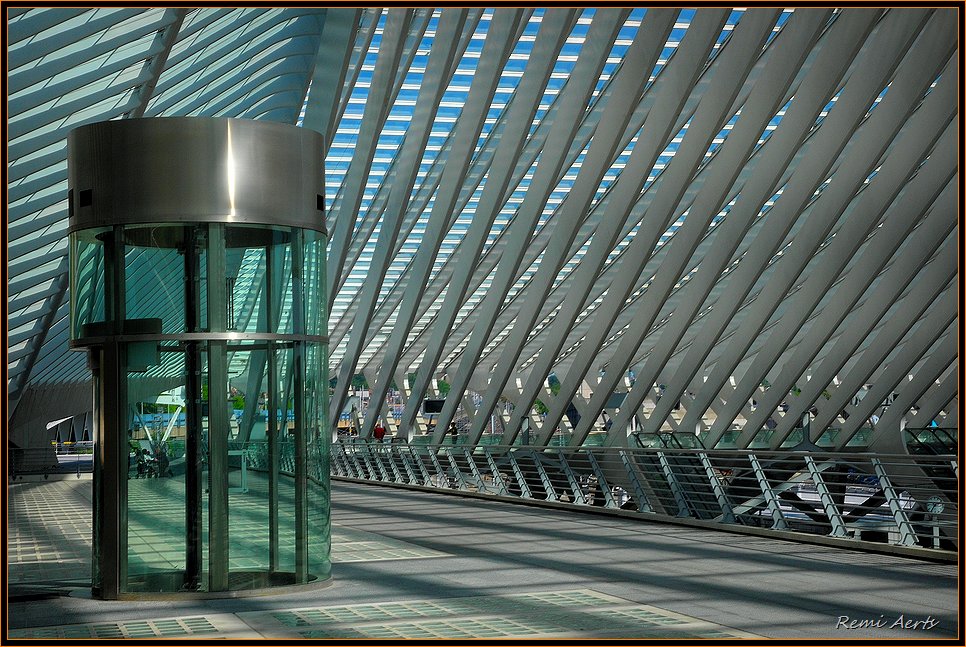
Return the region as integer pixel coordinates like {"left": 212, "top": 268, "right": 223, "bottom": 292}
{"left": 618, "top": 450, "right": 652, "bottom": 513}
{"left": 183, "top": 225, "right": 203, "bottom": 588}
{"left": 264, "top": 241, "right": 281, "bottom": 573}
{"left": 206, "top": 222, "right": 230, "bottom": 592}
{"left": 699, "top": 452, "right": 735, "bottom": 523}
{"left": 804, "top": 456, "right": 848, "bottom": 537}
{"left": 484, "top": 449, "right": 510, "bottom": 496}
{"left": 97, "top": 342, "right": 127, "bottom": 599}
{"left": 871, "top": 459, "right": 919, "bottom": 546}
{"left": 507, "top": 453, "right": 532, "bottom": 499}
{"left": 747, "top": 453, "right": 788, "bottom": 530}
{"left": 289, "top": 228, "right": 309, "bottom": 583}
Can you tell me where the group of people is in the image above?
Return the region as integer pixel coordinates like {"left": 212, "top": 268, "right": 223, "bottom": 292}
{"left": 131, "top": 443, "right": 172, "bottom": 479}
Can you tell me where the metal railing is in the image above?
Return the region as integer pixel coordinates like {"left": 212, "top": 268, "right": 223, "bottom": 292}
{"left": 332, "top": 441, "right": 958, "bottom": 554}
{"left": 9, "top": 445, "right": 94, "bottom": 479}
{"left": 11, "top": 438, "right": 956, "bottom": 553}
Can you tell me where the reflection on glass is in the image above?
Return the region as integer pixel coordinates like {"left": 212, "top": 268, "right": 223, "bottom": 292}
{"left": 71, "top": 221, "right": 330, "bottom": 596}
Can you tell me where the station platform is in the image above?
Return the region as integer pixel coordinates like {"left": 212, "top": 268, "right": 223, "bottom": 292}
{"left": 7, "top": 478, "right": 958, "bottom": 640}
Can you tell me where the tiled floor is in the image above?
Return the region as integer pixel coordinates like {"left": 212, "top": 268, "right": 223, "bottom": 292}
{"left": 8, "top": 476, "right": 445, "bottom": 587}
{"left": 7, "top": 478, "right": 958, "bottom": 639}
{"left": 8, "top": 589, "right": 756, "bottom": 640}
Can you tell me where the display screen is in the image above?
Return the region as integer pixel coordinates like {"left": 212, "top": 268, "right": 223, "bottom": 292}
{"left": 423, "top": 399, "right": 445, "bottom": 414}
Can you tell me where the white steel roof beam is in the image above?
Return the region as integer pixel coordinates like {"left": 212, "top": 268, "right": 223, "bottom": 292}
{"left": 657, "top": 9, "right": 930, "bottom": 439}
{"left": 746, "top": 115, "right": 958, "bottom": 449}
{"left": 905, "top": 367, "right": 958, "bottom": 431}
{"left": 862, "top": 322, "right": 957, "bottom": 453}
{"left": 325, "top": 9, "right": 414, "bottom": 311}
{"left": 330, "top": 9, "right": 471, "bottom": 429}
{"left": 782, "top": 227, "right": 957, "bottom": 447}
{"left": 362, "top": 9, "right": 528, "bottom": 435}
{"left": 125, "top": 8, "right": 189, "bottom": 118}
{"left": 547, "top": 9, "right": 813, "bottom": 447}
{"left": 430, "top": 9, "right": 637, "bottom": 443}
{"left": 698, "top": 10, "right": 951, "bottom": 447}
{"left": 474, "top": 8, "right": 679, "bottom": 447}
{"left": 301, "top": 8, "right": 363, "bottom": 149}
{"left": 396, "top": 10, "right": 579, "bottom": 438}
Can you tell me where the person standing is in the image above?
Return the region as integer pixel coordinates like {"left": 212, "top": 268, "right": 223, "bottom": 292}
{"left": 373, "top": 422, "right": 386, "bottom": 442}
{"left": 448, "top": 421, "right": 458, "bottom": 443}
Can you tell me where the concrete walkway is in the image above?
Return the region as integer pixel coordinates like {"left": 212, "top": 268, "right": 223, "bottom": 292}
{"left": 7, "top": 478, "right": 958, "bottom": 639}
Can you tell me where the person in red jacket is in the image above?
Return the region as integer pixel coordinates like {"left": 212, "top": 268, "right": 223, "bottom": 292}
{"left": 373, "top": 423, "right": 386, "bottom": 442}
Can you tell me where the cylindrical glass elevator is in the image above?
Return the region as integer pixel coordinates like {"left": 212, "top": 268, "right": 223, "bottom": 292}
{"left": 67, "top": 117, "right": 330, "bottom": 599}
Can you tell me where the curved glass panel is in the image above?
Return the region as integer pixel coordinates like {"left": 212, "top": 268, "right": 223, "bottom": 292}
{"left": 71, "top": 221, "right": 329, "bottom": 597}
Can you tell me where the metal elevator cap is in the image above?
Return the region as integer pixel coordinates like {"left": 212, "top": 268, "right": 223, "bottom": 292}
{"left": 67, "top": 117, "right": 326, "bottom": 234}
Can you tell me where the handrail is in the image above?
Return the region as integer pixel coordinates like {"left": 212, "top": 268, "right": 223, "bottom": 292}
{"left": 333, "top": 440, "right": 958, "bottom": 554}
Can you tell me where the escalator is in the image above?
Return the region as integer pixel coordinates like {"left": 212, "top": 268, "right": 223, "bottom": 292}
{"left": 905, "top": 427, "right": 958, "bottom": 504}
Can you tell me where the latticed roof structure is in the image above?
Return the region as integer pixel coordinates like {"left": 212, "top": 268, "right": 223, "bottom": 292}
{"left": 6, "top": 8, "right": 959, "bottom": 452}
